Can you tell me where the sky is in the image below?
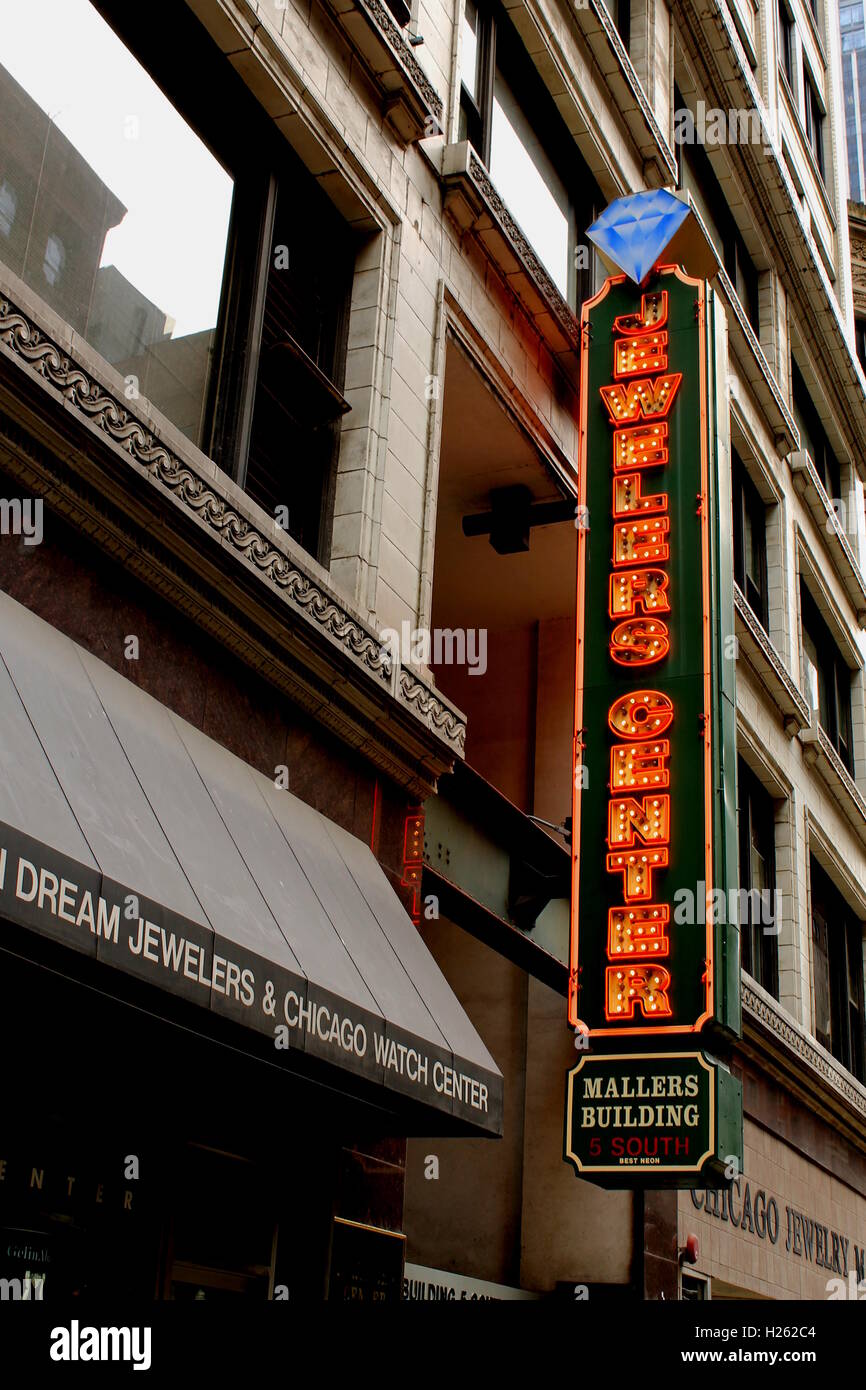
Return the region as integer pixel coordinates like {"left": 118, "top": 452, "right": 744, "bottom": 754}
{"left": 1, "top": 0, "right": 234, "bottom": 337}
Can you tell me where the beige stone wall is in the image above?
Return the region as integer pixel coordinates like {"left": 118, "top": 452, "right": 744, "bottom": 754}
{"left": 679, "top": 1119, "right": 866, "bottom": 1299}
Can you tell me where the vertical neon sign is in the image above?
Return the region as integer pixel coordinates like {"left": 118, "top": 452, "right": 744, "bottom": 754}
{"left": 570, "top": 267, "right": 718, "bottom": 1040}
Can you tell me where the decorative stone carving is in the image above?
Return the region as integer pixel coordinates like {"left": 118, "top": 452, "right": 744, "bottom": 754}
{"left": 743, "top": 981, "right": 866, "bottom": 1121}
{"left": 0, "top": 294, "right": 468, "bottom": 764}
{"left": 733, "top": 585, "right": 811, "bottom": 732}
{"left": 321, "top": 0, "right": 442, "bottom": 144}
{"left": 399, "top": 670, "right": 466, "bottom": 752}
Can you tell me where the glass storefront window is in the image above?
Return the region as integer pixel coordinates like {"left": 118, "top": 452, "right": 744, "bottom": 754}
{"left": 0, "top": 0, "right": 233, "bottom": 445}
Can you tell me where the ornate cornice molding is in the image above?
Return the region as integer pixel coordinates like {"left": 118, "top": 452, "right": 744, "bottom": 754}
{"left": 319, "top": 0, "right": 442, "bottom": 143}
{"left": 789, "top": 449, "right": 866, "bottom": 625}
{"left": 399, "top": 670, "right": 466, "bottom": 753}
{"left": 798, "top": 719, "right": 866, "bottom": 848}
{"left": 733, "top": 584, "right": 811, "bottom": 733}
{"left": 440, "top": 141, "right": 581, "bottom": 359}
{"left": 0, "top": 287, "right": 467, "bottom": 788}
{"left": 743, "top": 980, "right": 866, "bottom": 1131}
{"left": 362, "top": 0, "right": 442, "bottom": 117}
{"left": 468, "top": 154, "right": 581, "bottom": 350}
{"left": 0, "top": 298, "right": 392, "bottom": 682}
{"left": 716, "top": 266, "right": 798, "bottom": 450}
{"left": 584, "top": 0, "right": 678, "bottom": 185}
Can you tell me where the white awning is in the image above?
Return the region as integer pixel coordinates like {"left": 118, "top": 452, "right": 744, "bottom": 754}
{"left": 0, "top": 590, "right": 502, "bottom": 1134}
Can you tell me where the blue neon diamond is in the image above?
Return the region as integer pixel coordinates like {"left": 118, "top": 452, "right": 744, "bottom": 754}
{"left": 586, "top": 190, "right": 691, "bottom": 285}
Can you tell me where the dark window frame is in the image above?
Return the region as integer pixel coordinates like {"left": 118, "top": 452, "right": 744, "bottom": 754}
{"left": 737, "top": 759, "right": 779, "bottom": 998}
{"left": 810, "top": 859, "right": 865, "bottom": 1081}
{"left": 803, "top": 66, "right": 826, "bottom": 181}
{"left": 674, "top": 86, "right": 760, "bottom": 332}
{"left": 732, "top": 448, "right": 769, "bottom": 628}
{"left": 459, "top": 0, "right": 600, "bottom": 309}
{"left": 613, "top": 0, "right": 631, "bottom": 49}
{"left": 800, "top": 584, "right": 855, "bottom": 773}
{"left": 84, "top": 0, "right": 355, "bottom": 566}
{"left": 778, "top": 0, "right": 795, "bottom": 89}
{"left": 790, "top": 358, "right": 840, "bottom": 499}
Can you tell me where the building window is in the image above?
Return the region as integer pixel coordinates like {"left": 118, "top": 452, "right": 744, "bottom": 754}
{"left": 383, "top": 0, "right": 411, "bottom": 24}
{"left": 857, "top": 319, "right": 866, "bottom": 372}
{"left": 732, "top": 449, "right": 768, "bottom": 627}
{"left": 0, "top": 0, "right": 353, "bottom": 564}
{"left": 810, "top": 860, "right": 865, "bottom": 1081}
{"left": 42, "top": 233, "right": 65, "bottom": 288}
{"left": 676, "top": 90, "right": 760, "bottom": 331}
{"left": 681, "top": 1273, "right": 710, "bottom": 1300}
{"left": 604, "top": 0, "right": 630, "bottom": 48}
{"left": 459, "top": 0, "right": 600, "bottom": 306}
{"left": 737, "top": 759, "right": 779, "bottom": 998}
{"left": 778, "top": 0, "right": 795, "bottom": 88}
{"left": 0, "top": 178, "right": 17, "bottom": 238}
{"left": 791, "top": 359, "right": 841, "bottom": 499}
{"left": 800, "top": 584, "right": 854, "bottom": 773}
{"left": 803, "top": 69, "right": 825, "bottom": 180}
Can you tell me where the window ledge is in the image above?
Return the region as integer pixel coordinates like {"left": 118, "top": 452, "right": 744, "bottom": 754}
{"left": 723, "top": 0, "right": 758, "bottom": 71}
{"left": 798, "top": 719, "right": 866, "bottom": 840}
{"left": 715, "top": 266, "right": 798, "bottom": 452}
{"left": 0, "top": 271, "right": 465, "bottom": 793}
{"left": 438, "top": 141, "right": 581, "bottom": 362}
{"left": 779, "top": 79, "right": 836, "bottom": 237}
{"left": 321, "top": 0, "right": 443, "bottom": 144}
{"left": 742, "top": 977, "right": 866, "bottom": 1138}
{"left": 577, "top": 0, "right": 678, "bottom": 185}
{"left": 789, "top": 449, "right": 866, "bottom": 625}
{"left": 733, "top": 585, "right": 811, "bottom": 734}
{"left": 801, "top": 0, "right": 829, "bottom": 72}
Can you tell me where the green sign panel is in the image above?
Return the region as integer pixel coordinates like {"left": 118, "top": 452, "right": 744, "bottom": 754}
{"left": 564, "top": 1051, "right": 742, "bottom": 1188}
{"left": 565, "top": 263, "right": 742, "bottom": 1186}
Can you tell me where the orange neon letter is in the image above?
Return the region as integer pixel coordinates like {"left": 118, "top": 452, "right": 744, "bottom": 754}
{"left": 610, "top": 738, "right": 671, "bottom": 789}
{"left": 608, "top": 795, "right": 671, "bottom": 849}
{"left": 612, "top": 291, "right": 668, "bottom": 336}
{"left": 613, "top": 472, "right": 668, "bottom": 518}
{"left": 610, "top": 568, "right": 670, "bottom": 617}
{"left": 608, "top": 691, "right": 674, "bottom": 738}
{"left": 614, "top": 333, "right": 669, "bottom": 379}
{"left": 613, "top": 517, "right": 669, "bottom": 566}
{"left": 606, "top": 849, "right": 670, "bottom": 899}
{"left": 607, "top": 905, "right": 670, "bottom": 957}
{"left": 600, "top": 374, "right": 681, "bottom": 424}
{"left": 610, "top": 619, "right": 670, "bottom": 665}
{"left": 613, "top": 422, "right": 669, "bottom": 472}
{"left": 606, "top": 965, "right": 672, "bottom": 1019}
